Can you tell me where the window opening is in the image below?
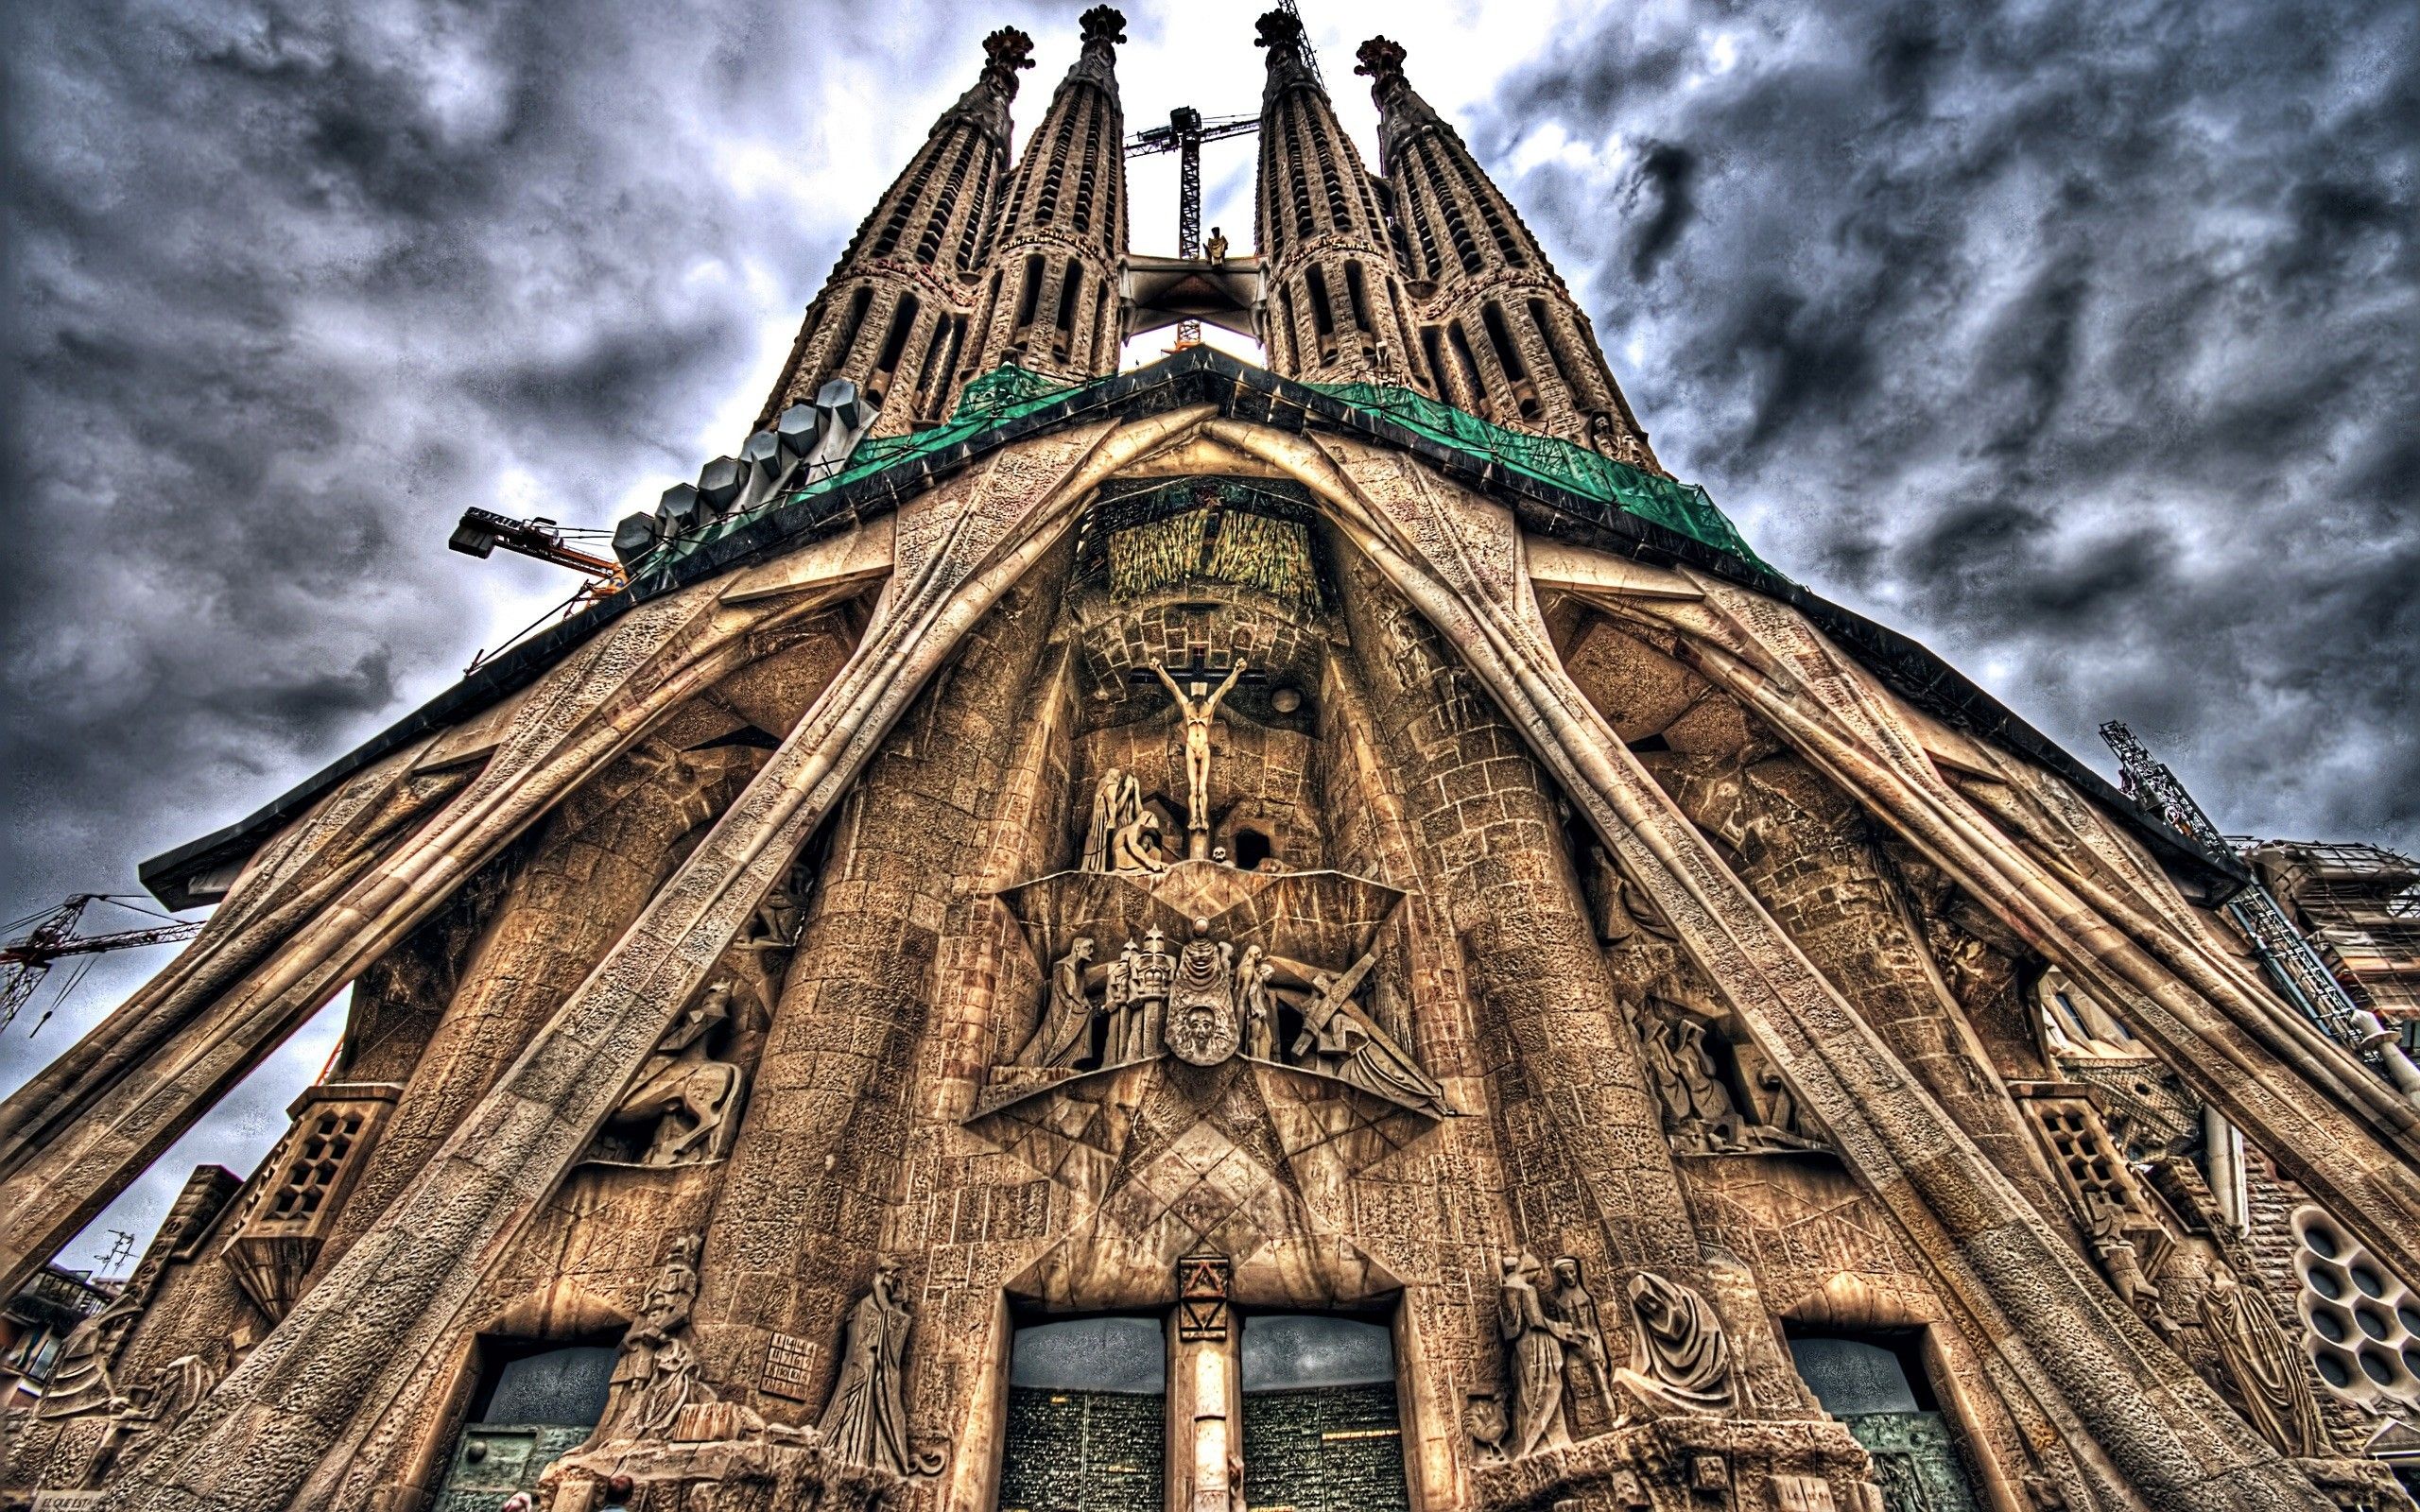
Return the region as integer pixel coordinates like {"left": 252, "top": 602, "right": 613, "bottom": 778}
{"left": 1240, "top": 1314, "right": 1409, "bottom": 1512}
{"left": 1481, "top": 302, "right": 1542, "bottom": 420}
{"left": 999, "top": 1316, "right": 1166, "bottom": 1512}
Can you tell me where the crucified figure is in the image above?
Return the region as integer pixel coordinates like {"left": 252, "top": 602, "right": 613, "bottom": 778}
{"left": 1151, "top": 660, "right": 1246, "bottom": 851}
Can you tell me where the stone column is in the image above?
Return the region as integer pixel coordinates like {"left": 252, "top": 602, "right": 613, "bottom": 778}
{"left": 1166, "top": 1313, "right": 1240, "bottom": 1512}
{"left": 692, "top": 558, "right": 1067, "bottom": 1413}
{"left": 309, "top": 732, "right": 765, "bottom": 1278}
{"left": 1650, "top": 750, "right": 2072, "bottom": 1224}
{"left": 1334, "top": 553, "right": 1704, "bottom": 1285}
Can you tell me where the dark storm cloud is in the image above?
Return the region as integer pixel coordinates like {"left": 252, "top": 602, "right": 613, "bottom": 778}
{"left": 1, "top": 0, "right": 1056, "bottom": 1262}
{"left": 1481, "top": 0, "right": 2420, "bottom": 850}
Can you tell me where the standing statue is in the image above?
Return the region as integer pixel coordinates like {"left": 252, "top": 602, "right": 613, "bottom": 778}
{"left": 601, "top": 981, "right": 745, "bottom": 1165}
{"left": 1102, "top": 942, "right": 1139, "bottom": 1065}
{"left": 819, "top": 1258, "right": 943, "bottom": 1476}
{"left": 1165, "top": 918, "right": 1239, "bottom": 1066}
{"left": 1497, "top": 1253, "right": 1576, "bottom": 1457}
{"left": 1082, "top": 768, "right": 1145, "bottom": 873}
{"left": 595, "top": 1236, "right": 717, "bottom": 1444}
{"left": 1547, "top": 1256, "right": 1619, "bottom": 1423}
{"left": 1014, "top": 938, "right": 1098, "bottom": 1069}
{"left": 1613, "top": 1271, "right": 1735, "bottom": 1417}
{"left": 1238, "top": 945, "right": 1276, "bottom": 1060}
{"left": 1151, "top": 660, "right": 1246, "bottom": 850}
{"left": 2199, "top": 1266, "right": 2326, "bottom": 1456}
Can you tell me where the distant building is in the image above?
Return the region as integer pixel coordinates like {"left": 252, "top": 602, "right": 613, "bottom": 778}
{"left": 2248, "top": 840, "right": 2420, "bottom": 1029}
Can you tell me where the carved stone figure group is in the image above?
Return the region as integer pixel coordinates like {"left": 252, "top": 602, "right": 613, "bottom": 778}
{"left": 1634, "top": 999, "right": 1820, "bottom": 1155}
{"left": 1081, "top": 767, "right": 1168, "bottom": 875}
{"left": 1011, "top": 919, "right": 1445, "bottom": 1111}
{"left": 1486, "top": 1255, "right": 1736, "bottom": 1460}
{"left": 598, "top": 980, "right": 746, "bottom": 1166}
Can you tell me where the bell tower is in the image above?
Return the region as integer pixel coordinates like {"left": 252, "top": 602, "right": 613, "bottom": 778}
{"left": 1251, "top": 10, "right": 1432, "bottom": 390}
{"left": 961, "top": 6, "right": 1132, "bottom": 385}
{"left": 1357, "top": 35, "right": 1660, "bottom": 468}
{"left": 756, "top": 26, "right": 1033, "bottom": 434}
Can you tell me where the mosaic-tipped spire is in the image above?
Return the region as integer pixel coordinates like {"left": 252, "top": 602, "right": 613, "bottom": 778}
{"left": 961, "top": 7, "right": 1132, "bottom": 385}
{"left": 755, "top": 26, "right": 1034, "bottom": 432}
{"left": 1357, "top": 34, "right": 1659, "bottom": 467}
{"left": 1251, "top": 11, "right": 1431, "bottom": 388}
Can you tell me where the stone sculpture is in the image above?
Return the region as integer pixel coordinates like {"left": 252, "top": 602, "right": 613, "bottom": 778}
{"left": 1498, "top": 1253, "right": 1577, "bottom": 1457}
{"left": 596, "top": 1236, "right": 717, "bottom": 1443}
{"left": 1293, "top": 953, "right": 1448, "bottom": 1113}
{"left": 1151, "top": 659, "right": 1246, "bottom": 848}
{"left": 1166, "top": 918, "right": 1239, "bottom": 1066}
{"left": 1548, "top": 1255, "right": 1620, "bottom": 1423}
{"left": 1014, "top": 937, "right": 1098, "bottom": 1068}
{"left": 1614, "top": 1271, "right": 1736, "bottom": 1418}
{"left": 1110, "top": 806, "right": 1169, "bottom": 875}
{"left": 1082, "top": 767, "right": 1145, "bottom": 873}
{"left": 34, "top": 1289, "right": 143, "bottom": 1419}
{"left": 818, "top": 1258, "right": 942, "bottom": 1476}
{"left": 601, "top": 981, "right": 745, "bottom": 1165}
{"left": 737, "top": 862, "right": 812, "bottom": 955}
{"left": 1124, "top": 927, "right": 1175, "bottom": 1059}
{"left": 2199, "top": 1267, "right": 2326, "bottom": 1456}
{"left": 1238, "top": 945, "right": 1276, "bottom": 1060}
{"left": 1637, "top": 1002, "right": 1818, "bottom": 1154}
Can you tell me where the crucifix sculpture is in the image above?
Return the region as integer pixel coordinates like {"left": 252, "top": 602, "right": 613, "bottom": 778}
{"left": 1151, "top": 659, "right": 1246, "bottom": 860}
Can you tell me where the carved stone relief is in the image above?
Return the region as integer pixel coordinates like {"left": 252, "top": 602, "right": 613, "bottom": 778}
{"left": 592, "top": 981, "right": 748, "bottom": 1167}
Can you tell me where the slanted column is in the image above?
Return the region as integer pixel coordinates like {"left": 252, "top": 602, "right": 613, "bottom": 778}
{"left": 1333, "top": 556, "right": 1703, "bottom": 1283}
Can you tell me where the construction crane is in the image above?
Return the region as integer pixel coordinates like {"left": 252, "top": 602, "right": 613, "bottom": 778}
{"left": 2099, "top": 722, "right": 2375, "bottom": 1051}
{"left": 0, "top": 895, "right": 203, "bottom": 1035}
{"left": 447, "top": 508, "right": 622, "bottom": 579}
{"left": 1127, "top": 107, "right": 1259, "bottom": 347}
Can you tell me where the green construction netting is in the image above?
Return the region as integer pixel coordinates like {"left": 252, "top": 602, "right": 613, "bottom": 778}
{"left": 1305, "top": 382, "right": 1769, "bottom": 571}
{"left": 648, "top": 364, "right": 1095, "bottom": 568}
{"left": 648, "top": 364, "right": 1766, "bottom": 576}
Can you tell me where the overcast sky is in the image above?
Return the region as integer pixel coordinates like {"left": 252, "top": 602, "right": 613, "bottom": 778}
{"left": 4, "top": 0, "right": 2413, "bottom": 1272}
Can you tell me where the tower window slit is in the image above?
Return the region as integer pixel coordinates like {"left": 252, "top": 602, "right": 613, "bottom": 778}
{"left": 1011, "top": 253, "right": 1046, "bottom": 343}
{"left": 1447, "top": 320, "right": 1492, "bottom": 419}
{"left": 1305, "top": 266, "right": 1339, "bottom": 362}
{"left": 908, "top": 312, "right": 953, "bottom": 419}
{"left": 1054, "top": 263, "right": 1083, "bottom": 359}
{"left": 1420, "top": 326, "right": 1447, "bottom": 396}
{"left": 826, "top": 285, "right": 875, "bottom": 381}
{"left": 955, "top": 162, "right": 994, "bottom": 270}
{"left": 1481, "top": 301, "right": 1540, "bottom": 419}
{"left": 1274, "top": 284, "right": 1301, "bottom": 370}
{"left": 1343, "top": 260, "right": 1374, "bottom": 334}
{"left": 1526, "top": 298, "right": 1587, "bottom": 405}
{"left": 865, "top": 292, "right": 921, "bottom": 409}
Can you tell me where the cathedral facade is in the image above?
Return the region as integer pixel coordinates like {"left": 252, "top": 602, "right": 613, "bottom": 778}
{"left": 6, "top": 11, "right": 2420, "bottom": 1512}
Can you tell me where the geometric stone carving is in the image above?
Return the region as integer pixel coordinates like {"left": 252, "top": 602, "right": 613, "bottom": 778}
{"left": 217, "top": 1082, "right": 399, "bottom": 1322}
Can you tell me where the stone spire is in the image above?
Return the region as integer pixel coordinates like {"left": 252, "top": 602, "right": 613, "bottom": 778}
{"left": 1357, "top": 36, "right": 1661, "bottom": 469}
{"left": 755, "top": 26, "right": 1034, "bottom": 434}
{"left": 1252, "top": 11, "right": 1432, "bottom": 389}
{"left": 960, "top": 6, "right": 1132, "bottom": 386}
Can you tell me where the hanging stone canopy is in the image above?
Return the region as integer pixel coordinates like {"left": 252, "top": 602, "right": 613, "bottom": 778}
{"left": 8, "top": 12, "right": 2419, "bottom": 1512}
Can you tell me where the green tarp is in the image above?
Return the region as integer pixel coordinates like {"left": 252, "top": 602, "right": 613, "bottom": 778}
{"left": 645, "top": 363, "right": 1766, "bottom": 576}
{"left": 1304, "top": 381, "right": 1769, "bottom": 571}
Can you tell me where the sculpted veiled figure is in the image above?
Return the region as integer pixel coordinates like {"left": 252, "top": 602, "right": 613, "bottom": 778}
{"left": 1014, "top": 937, "right": 1097, "bottom": 1068}
{"left": 2199, "top": 1266, "right": 2326, "bottom": 1455}
{"left": 819, "top": 1257, "right": 943, "bottom": 1476}
{"left": 1614, "top": 1270, "right": 1735, "bottom": 1418}
{"left": 1165, "top": 917, "right": 1238, "bottom": 1066}
{"left": 1238, "top": 944, "right": 1276, "bottom": 1060}
{"left": 1082, "top": 768, "right": 1143, "bottom": 872}
{"left": 1498, "top": 1253, "right": 1576, "bottom": 1457}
